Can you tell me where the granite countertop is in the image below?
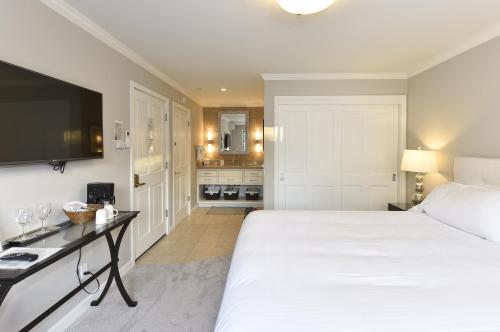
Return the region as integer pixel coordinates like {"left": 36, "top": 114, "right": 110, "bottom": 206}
{"left": 197, "top": 161, "right": 263, "bottom": 169}
{"left": 197, "top": 165, "right": 263, "bottom": 169}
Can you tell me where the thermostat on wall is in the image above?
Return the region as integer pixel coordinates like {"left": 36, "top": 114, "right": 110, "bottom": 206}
{"left": 114, "top": 120, "right": 130, "bottom": 149}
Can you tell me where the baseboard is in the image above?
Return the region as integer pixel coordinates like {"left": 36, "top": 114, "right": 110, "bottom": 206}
{"left": 119, "top": 259, "right": 135, "bottom": 276}
{"left": 47, "top": 259, "right": 135, "bottom": 332}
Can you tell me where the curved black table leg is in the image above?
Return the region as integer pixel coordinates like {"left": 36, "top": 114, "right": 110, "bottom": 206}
{"left": 112, "top": 220, "right": 137, "bottom": 307}
{"left": 0, "top": 284, "right": 12, "bottom": 306}
{"left": 91, "top": 220, "right": 137, "bottom": 307}
{"left": 90, "top": 234, "right": 115, "bottom": 306}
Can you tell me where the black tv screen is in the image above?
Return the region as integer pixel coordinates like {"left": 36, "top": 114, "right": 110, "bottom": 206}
{"left": 0, "top": 60, "right": 103, "bottom": 166}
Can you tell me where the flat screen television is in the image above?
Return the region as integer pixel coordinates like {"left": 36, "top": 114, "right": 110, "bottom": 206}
{"left": 0, "top": 60, "right": 103, "bottom": 166}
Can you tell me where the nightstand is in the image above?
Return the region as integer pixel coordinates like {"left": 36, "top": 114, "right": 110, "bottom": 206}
{"left": 388, "top": 202, "right": 414, "bottom": 211}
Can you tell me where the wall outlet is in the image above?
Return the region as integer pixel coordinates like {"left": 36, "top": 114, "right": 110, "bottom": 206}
{"left": 78, "top": 263, "right": 88, "bottom": 280}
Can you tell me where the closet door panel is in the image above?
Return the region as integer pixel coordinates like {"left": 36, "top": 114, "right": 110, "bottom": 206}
{"left": 276, "top": 99, "right": 401, "bottom": 211}
{"left": 312, "top": 186, "right": 341, "bottom": 210}
{"left": 278, "top": 108, "right": 309, "bottom": 209}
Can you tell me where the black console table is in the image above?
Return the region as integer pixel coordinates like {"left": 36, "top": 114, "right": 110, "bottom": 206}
{"left": 0, "top": 211, "right": 139, "bottom": 331}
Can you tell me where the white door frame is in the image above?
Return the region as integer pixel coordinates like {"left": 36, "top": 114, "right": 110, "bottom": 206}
{"left": 273, "top": 95, "right": 407, "bottom": 209}
{"left": 129, "top": 81, "right": 170, "bottom": 260}
{"left": 172, "top": 101, "right": 192, "bottom": 228}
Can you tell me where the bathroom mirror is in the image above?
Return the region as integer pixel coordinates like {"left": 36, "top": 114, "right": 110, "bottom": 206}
{"left": 218, "top": 111, "right": 249, "bottom": 154}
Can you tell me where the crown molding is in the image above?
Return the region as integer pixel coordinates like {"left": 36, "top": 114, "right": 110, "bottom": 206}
{"left": 409, "top": 21, "right": 500, "bottom": 77}
{"left": 261, "top": 73, "right": 408, "bottom": 81}
{"left": 202, "top": 101, "right": 264, "bottom": 108}
{"left": 40, "top": 0, "right": 201, "bottom": 105}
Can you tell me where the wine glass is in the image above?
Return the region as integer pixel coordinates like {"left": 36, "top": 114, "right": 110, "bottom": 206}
{"left": 15, "top": 207, "right": 33, "bottom": 240}
{"left": 36, "top": 202, "right": 52, "bottom": 234}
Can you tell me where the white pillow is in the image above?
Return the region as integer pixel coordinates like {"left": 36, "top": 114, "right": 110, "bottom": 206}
{"left": 418, "top": 182, "right": 500, "bottom": 244}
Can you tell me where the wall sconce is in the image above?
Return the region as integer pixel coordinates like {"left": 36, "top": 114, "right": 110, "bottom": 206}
{"left": 207, "top": 131, "right": 214, "bottom": 153}
{"left": 255, "top": 130, "right": 263, "bottom": 153}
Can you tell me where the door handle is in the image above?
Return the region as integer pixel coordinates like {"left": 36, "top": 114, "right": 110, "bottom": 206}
{"left": 392, "top": 173, "right": 397, "bottom": 182}
{"left": 134, "top": 174, "right": 146, "bottom": 188}
{"left": 279, "top": 174, "right": 285, "bottom": 181}
{"left": 175, "top": 171, "right": 181, "bottom": 175}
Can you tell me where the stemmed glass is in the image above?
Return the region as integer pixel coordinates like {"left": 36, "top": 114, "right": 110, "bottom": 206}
{"left": 36, "top": 203, "right": 52, "bottom": 234}
{"left": 15, "top": 207, "right": 33, "bottom": 240}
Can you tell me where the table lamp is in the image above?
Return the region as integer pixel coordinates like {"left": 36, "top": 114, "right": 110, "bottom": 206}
{"left": 401, "top": 147, "right": 438, "bottom": 204}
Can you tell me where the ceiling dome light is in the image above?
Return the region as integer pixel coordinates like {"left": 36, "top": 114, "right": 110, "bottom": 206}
{"left": 278, "top": 0, "right": 335, "bottom": 15}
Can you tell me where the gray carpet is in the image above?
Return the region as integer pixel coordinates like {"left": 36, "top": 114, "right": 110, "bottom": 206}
{"left": 66, "top": 256, "right": 231, "bottom": 332}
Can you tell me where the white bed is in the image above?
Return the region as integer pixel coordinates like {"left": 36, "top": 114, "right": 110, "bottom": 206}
{"left": 215, "top": 158, "right": 500, "bottom": 332}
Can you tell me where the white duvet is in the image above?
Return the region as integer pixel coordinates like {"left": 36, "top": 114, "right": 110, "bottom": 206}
{"left": 215, "top": 211, "right": 500, "bottom": 332}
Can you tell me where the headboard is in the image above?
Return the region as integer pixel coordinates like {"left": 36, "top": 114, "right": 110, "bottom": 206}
{"left": 454, "top": 157, "right": 500, "bottom": 186}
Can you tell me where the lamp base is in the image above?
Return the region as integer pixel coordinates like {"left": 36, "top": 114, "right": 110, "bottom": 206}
{"left": 412, "top": 172, "right": 424, "bottom": 205}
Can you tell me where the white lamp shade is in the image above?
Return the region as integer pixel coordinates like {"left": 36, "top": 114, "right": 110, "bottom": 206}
{"left": 278, "top": 0, "right": 335, "bottom": 15}
{"left": 401, "top": 149, "right": 438, "bottom": 173}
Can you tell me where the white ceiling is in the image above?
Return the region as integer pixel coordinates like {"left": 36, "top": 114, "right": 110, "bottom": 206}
{"left": 61, "top": 0, "right": 500, "bottom": 106}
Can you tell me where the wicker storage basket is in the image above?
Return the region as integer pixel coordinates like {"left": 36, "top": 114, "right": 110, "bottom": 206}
{"left": 64, "top": 204, "right": 103, "bottom": 224}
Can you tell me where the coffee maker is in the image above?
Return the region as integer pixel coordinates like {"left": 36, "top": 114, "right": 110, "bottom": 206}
{"left": 87, "top": 182, "right": 115, "bottom": 205}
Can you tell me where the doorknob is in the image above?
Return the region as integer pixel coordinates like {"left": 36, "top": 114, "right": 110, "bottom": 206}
{"left": 134, "top": 174, "right": 146, "bottom": 188}
{"left": 392, "top": 173, "right": 397, "bottom": 182}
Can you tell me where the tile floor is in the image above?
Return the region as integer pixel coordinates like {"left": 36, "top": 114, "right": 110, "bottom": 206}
{"left": 137, "top": 208, "right": 244, "bottom": 264}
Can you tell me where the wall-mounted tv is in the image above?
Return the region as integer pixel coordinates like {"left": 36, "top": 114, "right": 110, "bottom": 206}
{"left": 0, "top": 60, "right": 103, "bottom": 166}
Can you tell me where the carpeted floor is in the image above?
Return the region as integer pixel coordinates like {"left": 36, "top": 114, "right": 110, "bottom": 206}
{"left": 66, "top": 256, "right": 231, "bottom": 332}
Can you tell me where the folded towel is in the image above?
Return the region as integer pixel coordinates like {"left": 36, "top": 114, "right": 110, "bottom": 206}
{"left": 63, "top": 201, "right": 88, "bottom": 212}
{"left": 205, "top": 190, "right": 220, "bottom": 194}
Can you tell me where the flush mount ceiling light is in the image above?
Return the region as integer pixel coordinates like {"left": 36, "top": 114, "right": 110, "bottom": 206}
{"left": 278, "top": 0, "right": 335, "bottom": 15}
{"left": 220, "top": 88, "right": 227, "bottom": 92}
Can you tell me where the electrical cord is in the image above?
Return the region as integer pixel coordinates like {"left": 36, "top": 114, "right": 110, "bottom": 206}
{"left": 49, "top": 161, "right": 67, "bottom": 174}
{"left": 76, "top": 224, "right": 100, "bottom": 294}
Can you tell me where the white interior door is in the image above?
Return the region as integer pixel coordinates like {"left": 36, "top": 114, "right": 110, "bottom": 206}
{"left": 173, "top": 103, "right": 191, "bottom": 224}
{"left": 276, "top": 98, "right": 402, "bottom": 211}
{"left": 131, "top": 88, "right": 167, "bottom": 258}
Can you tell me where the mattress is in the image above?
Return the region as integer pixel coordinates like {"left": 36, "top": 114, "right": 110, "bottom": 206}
{"left": 215, "top": 210, "right": 500, "bottom": 332}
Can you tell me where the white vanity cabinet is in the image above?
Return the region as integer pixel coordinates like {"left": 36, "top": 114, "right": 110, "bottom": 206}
{"left": 197, "top": 168, "right": 263, "bottom": 207}
{"left": 197, "top": 169, "right": 218, "bottom": 184}
{"left": 218, "top": 170, "right": 244, "bottom": 184}
{"left": 243, "top": 170, "right": 263, "bottom": 185}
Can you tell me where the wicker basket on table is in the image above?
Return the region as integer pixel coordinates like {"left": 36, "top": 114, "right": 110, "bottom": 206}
{"left": 64, "top": 204, "right": 103, "bottom": 225}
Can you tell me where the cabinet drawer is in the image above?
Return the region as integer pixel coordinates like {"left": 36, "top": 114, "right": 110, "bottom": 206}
{"left": 244, "top": 170, "right": 263, "bottom": 178}
{"left": 198, "top": 170, "right": 217, "bottom": 177}
{"left": 243, "top": 176, "right": 263, "bottom": 185}
{"left": 218, "top": 170, "right": 243, "bottom": 178}
{"left": 218, "top": 176, "right": 243, "bottom": 184}
{"left": 198, "top": 176, "right": 218, "bottom": 184}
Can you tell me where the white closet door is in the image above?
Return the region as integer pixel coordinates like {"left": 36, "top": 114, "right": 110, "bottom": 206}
{"left": 341, "top": 105, "right": 399, "bottom": 211}
{"left": 277, "top": 101, "right": 400, "bottom": 211}
{"left": 277, "top": 105, "right": 341, "bottom": 210}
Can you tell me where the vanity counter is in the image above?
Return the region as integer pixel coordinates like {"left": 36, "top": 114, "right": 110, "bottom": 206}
{"left": 197, "top": 164, "right": 263, "bottom": 169}
{"left": 196, "top": 167, "right": 264, "bottom": 207}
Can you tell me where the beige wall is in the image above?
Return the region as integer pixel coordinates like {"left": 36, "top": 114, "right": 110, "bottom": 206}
{"left": 407, "top": 36, "right": 500, "bottom": 196}
{"left": 263, "top": 79, "right": 408, "bottom": 209}
{"left": 0, "top": 1, "right": 201, "bottom": 330}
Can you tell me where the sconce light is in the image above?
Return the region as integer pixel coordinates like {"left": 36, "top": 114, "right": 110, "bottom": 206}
{"left": 255, "top": 131, "right": 263, "bottom": 153}
{"left": 207, "top": 131, "right": 214, "bottom": 153}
